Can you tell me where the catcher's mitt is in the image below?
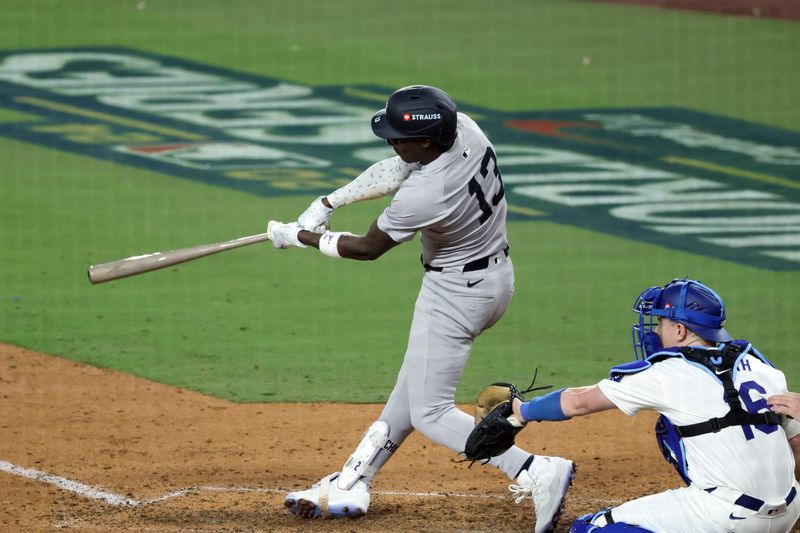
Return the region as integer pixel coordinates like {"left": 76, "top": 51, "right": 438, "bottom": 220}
{"left": 461, "top": 370, "right": 551, "bottom": 465}
{"left": 462, "top": 382, "right": 526, "bottom": 464}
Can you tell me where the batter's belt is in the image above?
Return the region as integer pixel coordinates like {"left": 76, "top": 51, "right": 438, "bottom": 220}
{"left": 422, "top": 245, "right": 509, "bottom": 273}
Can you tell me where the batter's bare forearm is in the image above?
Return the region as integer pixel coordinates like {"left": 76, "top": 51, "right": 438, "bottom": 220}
{"left": 340, "top": 235, "right": 385, "bottom": 261}
{"left": 298, "top": 221, "right": 398, "bottom": 261}
{"left": 298, "top": 230, "right": 322, "bottom": 250}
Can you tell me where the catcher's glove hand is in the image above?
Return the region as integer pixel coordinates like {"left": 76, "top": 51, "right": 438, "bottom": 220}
{"left": 462, "top": 382, "right": 526, "bottom": 465}
{"left": 461, "top": 369, "right": 551, "bottom": 466}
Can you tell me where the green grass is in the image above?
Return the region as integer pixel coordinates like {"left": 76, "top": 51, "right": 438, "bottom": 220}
{"left": 1, "top": 0, "right": 798, "bottom": 402}
{"left": 2, "top": 1, "right": 798, "bottom": 129}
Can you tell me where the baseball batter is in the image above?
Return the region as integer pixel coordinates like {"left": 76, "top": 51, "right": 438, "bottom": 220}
{"left": 268, "top": 85, "right": 574, "bottom": 533}
{"left": 508, "top": 278, "right": 800, "bottom": 533}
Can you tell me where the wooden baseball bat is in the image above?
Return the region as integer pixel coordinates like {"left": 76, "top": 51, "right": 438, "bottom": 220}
{"left": 88, "top": 232, "right": 271, "bottom": 284}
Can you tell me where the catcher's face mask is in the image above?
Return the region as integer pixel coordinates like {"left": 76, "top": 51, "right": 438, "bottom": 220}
{"left": 632, "top": 278, "right": 732, "bottom": 360}
{"left": 632, "top": 285, "right": 664, "bottom": 360}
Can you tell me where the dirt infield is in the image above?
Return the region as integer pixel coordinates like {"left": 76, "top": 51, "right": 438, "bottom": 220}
{"left": 0, "top": 343, "right": 680, "bottom": 532}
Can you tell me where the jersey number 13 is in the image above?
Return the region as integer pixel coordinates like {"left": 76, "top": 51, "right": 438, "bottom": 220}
{"left": 468, "top": 147, "right": 505, "bottom": 224}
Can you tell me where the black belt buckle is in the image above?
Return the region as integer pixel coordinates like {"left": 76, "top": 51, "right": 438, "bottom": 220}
{"left": 423, "top": 245, "right": 509, "bottom": 273}
{"left": 462, "top": 256, "right": 490, "bottom": 272}
{"left": 463, "top": 245, "right": 509, "bottom": 272}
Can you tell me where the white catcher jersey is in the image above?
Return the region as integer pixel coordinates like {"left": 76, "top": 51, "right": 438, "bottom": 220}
{"left": 598, "top": 352, "right": 797, "bottom": 503}
{"left": 377, "top": 113, "right": 508, "bottom": 267}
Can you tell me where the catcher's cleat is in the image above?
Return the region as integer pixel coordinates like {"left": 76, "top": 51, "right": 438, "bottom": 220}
{"left": 509, "top": 456, "right": 576, "bottom": 533}
{"left": 284, "top": 472, "right": 370, "bottom": 519}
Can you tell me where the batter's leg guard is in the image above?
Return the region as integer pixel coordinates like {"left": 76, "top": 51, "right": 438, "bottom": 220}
{"left": 337, "top": 421, "right": 397, "bottom": 490}
{"left": 284, "top": 421, "right": 398, "bottom": 519}
{"left": 570, "top": 510, "right": 655, "bottom": 533}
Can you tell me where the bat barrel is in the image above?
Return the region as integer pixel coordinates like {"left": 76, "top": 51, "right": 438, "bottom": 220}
{"left": 88, "top": 252, "right": 169, "bottom": 284}
{"left": 87, "top": 232, "right": 271, "bottom": 284}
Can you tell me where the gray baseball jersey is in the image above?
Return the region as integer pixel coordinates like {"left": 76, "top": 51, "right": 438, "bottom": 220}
{"left": 377, "top": 113, "right": 508, "bottom": 266}
{"left": 366, "top": 112, "right": 536, "bottom": 483}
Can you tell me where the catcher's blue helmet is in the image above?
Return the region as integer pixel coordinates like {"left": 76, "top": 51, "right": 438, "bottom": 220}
{"left": 632, "top": 278, "right": 731, "bottom": 359}
{"left": 371, "top": 85, "right": 458, "bottom": 149}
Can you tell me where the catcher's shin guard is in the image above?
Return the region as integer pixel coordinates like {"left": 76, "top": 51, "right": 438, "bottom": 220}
{"left": 338, "top": 421, "right": 396, "bottom": 490}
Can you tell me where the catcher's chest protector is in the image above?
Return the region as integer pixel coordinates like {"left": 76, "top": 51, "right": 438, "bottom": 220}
{"left": 611, "top": 341, "right": 782, "bottom": 484}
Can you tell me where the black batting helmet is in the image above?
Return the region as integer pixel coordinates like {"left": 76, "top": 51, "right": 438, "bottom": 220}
{"left": 371, "top": 85, "right": 458, "bottom": 149}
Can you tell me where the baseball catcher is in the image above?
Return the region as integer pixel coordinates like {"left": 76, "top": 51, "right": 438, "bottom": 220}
{"left": 501, "top": 278, "right": 800, "bottom": 533}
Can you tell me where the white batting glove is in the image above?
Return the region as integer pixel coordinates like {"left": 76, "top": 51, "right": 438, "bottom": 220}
{"left": 297, "top": 196, "right": 333, "bottom": 231}
{"left": 267, "top": 221, "right": 307, "bottom": 249}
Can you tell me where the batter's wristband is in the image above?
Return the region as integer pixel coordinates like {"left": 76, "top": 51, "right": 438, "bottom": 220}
{"left": 520, "top": 388, "right": 570, "bottom": 422}
{"left": 319, "top": 231, "right": 349, "bottom": 258}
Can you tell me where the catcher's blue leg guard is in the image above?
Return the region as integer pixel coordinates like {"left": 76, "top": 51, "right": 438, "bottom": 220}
{"left": 570, "top": 510, "right": 655, "bottom": 533}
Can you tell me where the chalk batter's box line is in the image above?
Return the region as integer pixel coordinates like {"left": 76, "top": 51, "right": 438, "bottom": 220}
{"left": 4, "top": 459, "right": 563, "bottom": 508}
